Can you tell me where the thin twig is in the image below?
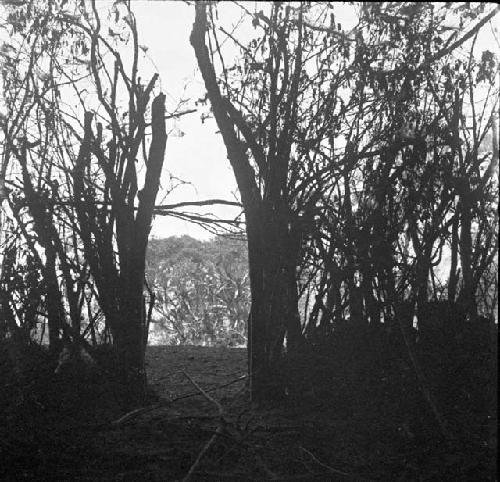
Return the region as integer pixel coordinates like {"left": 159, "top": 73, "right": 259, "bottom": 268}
{"left": 182, "top": 370, "right": 224, "bottom": 415}
{"left": 300, "top": 446, "right": 361, "bottom": 480}
{"left": 181, "top": 370, "right": 225, "bottom": 482}
{"left": 111, "top": 402, "right": 166, "bottom": 426}
{"left": 170, "top": 374, "right": 248, "bottom": 401}
{"left": 145, "top": 108, "right": 197, "bottom": 126}
{"left": 111, "top": 373, "right": 248, "bottom": 426}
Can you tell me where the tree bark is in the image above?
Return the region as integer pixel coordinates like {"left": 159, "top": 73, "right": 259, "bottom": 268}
{"left": 116, "top": 93, "right": 167, "bottom": 400}
{"left": 448, "top": 211, "right": 459, "bottom": 303}
{"left": 191, "top": 4, "right": 304, "bottom": 401}
{"left": 72, "top": 94, "right": 167, "bottom": 405}
{"left": 459, "top": 187, "right": 477, "bottom": 318}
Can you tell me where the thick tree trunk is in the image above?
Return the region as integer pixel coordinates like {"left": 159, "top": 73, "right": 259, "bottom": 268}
{"left": 113, "top": 300, "right": 146, "bottom": 402}
{"left": 284, "top": 263, "right": 302, "bottom": 349}
{"left": 71, "top": 94, "right": 166, "bottom": 405}
{"left": 44, "top": 249, "right": 63, "bottom": 353}
{"left": 246, "top": 215, "right": 303, "bottom": 401}
{"left": 191, "top": 4, "right": 303, "bottom": 401}
{"left": 115, "top": 93, "right": 167, "bottom": 403}
{"left": 459, "top": 191, "right": 477, "bottom": 318}
{"left": 246, "top": 221, "right": 268, "bottom": 400}
{"left": 415, "top": 253, "right": 431, "bottom": 319}
{"left": 363, "top": 275, "right": 380, "bottom": 326}
{"left": 448, "top": 211, "right": 459, "bottom": 303}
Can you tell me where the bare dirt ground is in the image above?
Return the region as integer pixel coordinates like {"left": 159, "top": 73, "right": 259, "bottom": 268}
{"left": 146, "top": 346, "right": 247, "bottom": 406}
{"left": 1, "top": 338, "right": 497, "bottom": 481}
{"left": 84, "top": 341, "right": 498, "bottom": 481}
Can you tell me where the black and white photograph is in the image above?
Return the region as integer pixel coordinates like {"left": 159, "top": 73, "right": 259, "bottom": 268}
{"left": 0, "top": 1, "right": 498, "bottom": 480}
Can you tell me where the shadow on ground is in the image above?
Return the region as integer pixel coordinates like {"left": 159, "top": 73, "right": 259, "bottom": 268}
{"left": 0, "top": 328, "right": 497, "bottom": 481}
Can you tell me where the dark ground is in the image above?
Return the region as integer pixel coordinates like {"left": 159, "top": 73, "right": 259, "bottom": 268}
{"left": 0, "top": 327, "right": 497, "bottom": 481}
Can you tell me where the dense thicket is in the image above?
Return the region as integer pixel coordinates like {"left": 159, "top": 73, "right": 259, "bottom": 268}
{"left": 0, "top": 0, "right": 167, "bottom": 403}
{"left": 191, "top": 1, "right": 499, "bottom": 401}
{"left": 0, "top": 2, "right": 497, "bottom": 480}
{"left": 0, "top": 0, "right": 497, "bottom": 423}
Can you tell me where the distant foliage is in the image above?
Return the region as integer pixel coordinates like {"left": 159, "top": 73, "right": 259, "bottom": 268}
{"left": 146, "top": 236, "right": 250, "bottom": 346}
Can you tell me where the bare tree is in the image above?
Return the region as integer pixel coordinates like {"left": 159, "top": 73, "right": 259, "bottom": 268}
{"left": 0, "top": 0, "right": 168, "bottom": 403}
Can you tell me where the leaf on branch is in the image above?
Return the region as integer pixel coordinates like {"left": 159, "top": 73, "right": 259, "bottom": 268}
{"left": 477, "top": 50, "right": 498, "bottom": 84}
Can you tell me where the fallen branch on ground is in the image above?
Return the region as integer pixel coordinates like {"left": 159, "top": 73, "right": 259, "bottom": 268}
{"left": 300, "top": 446, "right": 362, "bottom": 480}
{"left": 181, "top": 370, "right": 226, "bottom": 482}
{"left": 110, "top": 373, "right": 247, "bottom": 427}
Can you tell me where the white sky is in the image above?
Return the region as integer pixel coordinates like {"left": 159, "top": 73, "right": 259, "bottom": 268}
{"left": 132, "top": 1, "right": 238, "bottom": 240}
{"left": 131, "top": 1, "right": 361, "bottom": 239}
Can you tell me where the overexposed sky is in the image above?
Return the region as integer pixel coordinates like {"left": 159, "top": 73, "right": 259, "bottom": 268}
{"left": 132, "top": 1, "right": 359, "bottom": 239}
{"left": 132, "top": 1, "right": 239, "bottom": 240}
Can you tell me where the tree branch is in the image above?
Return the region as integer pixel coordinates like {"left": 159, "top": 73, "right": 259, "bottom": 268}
{"left": 190, "top": 2, "right": 261, "bottom": 213}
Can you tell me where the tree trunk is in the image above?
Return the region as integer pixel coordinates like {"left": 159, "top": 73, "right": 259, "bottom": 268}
{"left": 363, "top": 273, "right": 380, "bottom": 326}
{"left": 114, "top": 93, "right": 167, "bottom": 403}
{"left": 71, "top": 94, "right": 166, "bottom": 405}
{"left": 246, "top": 214, "right": 303, "bottom": 401}
{"left": 114, "top": 299, "right": 146, "bottom": 402}
{"left": 190, "top": 4, "right": 303, "bottom": 401}
{"left": 448, "top": 211, "right": 459, "bottom": 303}
{"left": 44, "top": 248, "right": 63, "bottom": 353}
{"left": 246, "top": 220, "right": 268, "bottom": 400}
{"left": 459, "top": 190, "right": 477, "bottom": 318}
